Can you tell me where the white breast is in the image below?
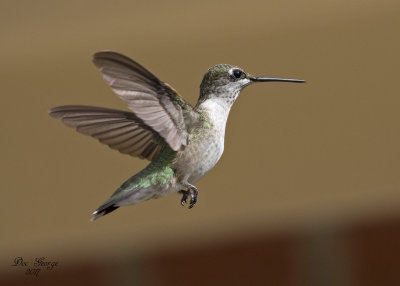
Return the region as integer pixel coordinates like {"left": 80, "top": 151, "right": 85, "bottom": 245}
{"left": 177, "top": 98, "right": 233, "bottom": 183}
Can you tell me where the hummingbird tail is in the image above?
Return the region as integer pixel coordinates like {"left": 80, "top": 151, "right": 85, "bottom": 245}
{"left": 90, "top": 203, "right": 119, "bottom": 222}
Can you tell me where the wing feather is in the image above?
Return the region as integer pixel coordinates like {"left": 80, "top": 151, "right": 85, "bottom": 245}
{"left": 93, "top": 51, "right": 198, "bottom": 151}
{"left": 50, "top": 51, "right": 202, "bottom": 161}
{"left": 49, "top": 106, "right": 164, "bottom": 161}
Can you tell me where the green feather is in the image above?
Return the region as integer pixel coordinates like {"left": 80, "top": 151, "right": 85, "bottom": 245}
{"left": 109, "top": 146, "right": 176, "bottom": 200}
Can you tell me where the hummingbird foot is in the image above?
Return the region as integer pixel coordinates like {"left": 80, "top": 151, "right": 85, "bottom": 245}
{"left": 180, "top": 190, "right": 190, "bottom": 206}
{"left": 180, "top": 183, "right": 198, "bottom": 209}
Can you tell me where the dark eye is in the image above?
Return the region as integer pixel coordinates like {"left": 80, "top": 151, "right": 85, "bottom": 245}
{"left": 232, "top": 69, "right": 242, "bottom": 79}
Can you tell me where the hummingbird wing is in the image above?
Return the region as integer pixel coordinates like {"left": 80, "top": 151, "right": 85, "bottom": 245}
{"left": 92, "top": 51, "right": 196, "bottom": 152}
{"left": 49, "top": 105, "right": 164, "bottom": 161}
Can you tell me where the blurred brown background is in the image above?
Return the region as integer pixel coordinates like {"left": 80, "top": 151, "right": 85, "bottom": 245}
{"left": 1, "top": 0, "right": 400, "bottom": 285}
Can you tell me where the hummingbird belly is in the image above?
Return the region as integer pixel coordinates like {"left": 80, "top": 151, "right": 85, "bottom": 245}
{"left": 176, "top": 130, "right": 224, "bottom": 184}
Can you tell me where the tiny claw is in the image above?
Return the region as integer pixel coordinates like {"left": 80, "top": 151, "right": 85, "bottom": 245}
{"left": 180, "top": 183, "right": 199, "bottom": 209}
{"left": 180, "top": 190, "right": 189, "bottom": 206}
{"left": 189, "top": 196, "right": 197, "bottom": 209}
{"left": 188, "top": 188, "right": 198, "bottom": 209}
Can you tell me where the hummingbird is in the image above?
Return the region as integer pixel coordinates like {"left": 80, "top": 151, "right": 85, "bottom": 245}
{"left": 49, "top": 51, "right": 305, "bottom": 221}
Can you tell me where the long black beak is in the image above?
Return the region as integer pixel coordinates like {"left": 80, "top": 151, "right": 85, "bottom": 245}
{"left": 250, "top": 77, "right": 305, "bottom": 83}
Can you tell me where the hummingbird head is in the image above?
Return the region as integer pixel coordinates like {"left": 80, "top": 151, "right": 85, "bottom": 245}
{"left": 198, "top": 64, "right": 305, "bottom": 106}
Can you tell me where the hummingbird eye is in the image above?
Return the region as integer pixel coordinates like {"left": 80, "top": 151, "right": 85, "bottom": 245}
{"left": 232, "top": 69, "right": 243, "bottom": 79}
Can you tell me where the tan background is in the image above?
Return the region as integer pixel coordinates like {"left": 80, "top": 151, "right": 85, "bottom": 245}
{"left": 1, "top": 0, "right": 400, "bottom": 284}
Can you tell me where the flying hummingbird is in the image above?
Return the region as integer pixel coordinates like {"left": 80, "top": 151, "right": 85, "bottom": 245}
{"left": 49, "top": 51, "right": 305, "bottom": 221}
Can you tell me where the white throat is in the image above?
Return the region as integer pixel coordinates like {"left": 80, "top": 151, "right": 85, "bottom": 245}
{"left": 197, "top": 97, "right": 235, "bottom": 136}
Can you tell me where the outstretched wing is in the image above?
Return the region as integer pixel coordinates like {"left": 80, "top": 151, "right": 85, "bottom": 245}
{"left": 49, "top": 105, "right": 164, "bottom": 161}
{"left": 93, "top": 51, "right": 196, "bottom": 151}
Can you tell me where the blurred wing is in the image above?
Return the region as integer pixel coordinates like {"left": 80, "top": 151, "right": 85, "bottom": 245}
{"left": 93, "top": 51, "right": 196, "bottom": 151}
{"left": 49, "top": 105, "right": 164, "bottom": 161}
